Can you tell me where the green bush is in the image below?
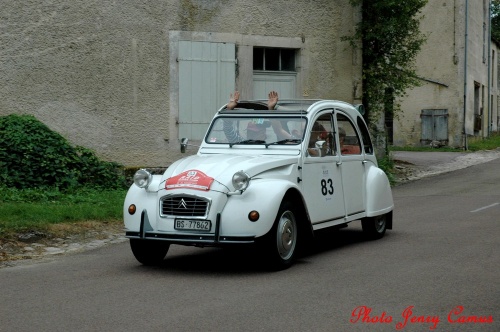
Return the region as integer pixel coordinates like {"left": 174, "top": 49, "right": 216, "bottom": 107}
{"left": 377, "top": 155, "right": 396, "bottom": 185}
{"left": 0, "top": 114, "right": 126, "bottom": 190}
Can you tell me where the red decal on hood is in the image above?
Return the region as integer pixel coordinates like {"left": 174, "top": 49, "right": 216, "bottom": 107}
{"left": 165, "top": 170, "right": 214, "bottom": 191}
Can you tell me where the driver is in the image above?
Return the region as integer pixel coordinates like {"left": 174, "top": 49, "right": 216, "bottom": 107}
{"left": 308, "top": 122, "right": 328, "bottom": 156}
{"left": 267, "top": 91, "right": 326, "bottom": 156}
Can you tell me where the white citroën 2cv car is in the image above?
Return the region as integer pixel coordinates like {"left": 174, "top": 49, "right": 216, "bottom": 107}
{"left": 124, "top": 98, "right": 394, "bottom": 270}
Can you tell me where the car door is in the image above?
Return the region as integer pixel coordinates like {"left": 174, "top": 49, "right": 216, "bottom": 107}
{"left": 301, "top": 111, "right": 346, "bottom": 227}
{"left": 335, "top": 110, "right": 366, "bottom": 216}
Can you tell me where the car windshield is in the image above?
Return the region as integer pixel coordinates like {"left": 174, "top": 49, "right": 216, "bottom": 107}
{"left": 205, "top": 116, "right": 308, "bottom": 145}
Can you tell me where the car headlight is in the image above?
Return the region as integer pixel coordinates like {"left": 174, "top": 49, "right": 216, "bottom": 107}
{"left": 232, "top": 171, "right": 250, "bottom": 191}
{"left": 134, "top": 169, "right": 152, "bottom": 188}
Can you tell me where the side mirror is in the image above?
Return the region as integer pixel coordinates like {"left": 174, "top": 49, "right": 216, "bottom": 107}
{"left": 180, "top": 138, "right": 188, "bottom": 153}
{"left": 315, "top": 140, "right": 325, "bottom": 149}
{"left": 311, "top": 140, "right": 326, "bottom": 157}
{"left": 353, "top": 104, "right": 365, "bottom": 115}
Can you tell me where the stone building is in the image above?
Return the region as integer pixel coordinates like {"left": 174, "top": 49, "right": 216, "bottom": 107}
{"left": 394, "top": 0, "right": 499, "bottom": 148}
{"left": 0, "top": 1, "right": 362, "bottom": 166}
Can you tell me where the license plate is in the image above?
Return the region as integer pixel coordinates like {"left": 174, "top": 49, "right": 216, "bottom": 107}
{"left": 174, "top": 219, "right": 211, "bottom": 231}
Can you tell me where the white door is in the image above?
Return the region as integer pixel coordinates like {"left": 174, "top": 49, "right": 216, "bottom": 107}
{"left": 336, "top": 111, "right": 366, "bottom": 216}
{"left": 301, "top": 111, "right": 345, "bottom": 227}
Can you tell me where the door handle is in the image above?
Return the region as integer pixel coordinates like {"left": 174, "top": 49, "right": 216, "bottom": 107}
{"left": 336, "top": 161, "right": 342, "bottom": 166}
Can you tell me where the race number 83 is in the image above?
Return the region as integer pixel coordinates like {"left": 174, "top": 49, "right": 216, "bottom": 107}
{"left": 321, "top": 178, "right": 334, "bottom": 195}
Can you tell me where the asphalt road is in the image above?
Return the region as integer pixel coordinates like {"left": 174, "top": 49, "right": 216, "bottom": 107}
{"left": 1, "top": 158, "right": 499, "bottom": 332}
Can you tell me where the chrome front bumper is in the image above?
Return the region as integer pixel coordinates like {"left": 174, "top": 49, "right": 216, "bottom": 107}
{"left": 125, "top": 210, "right": 255, "bottom": 246}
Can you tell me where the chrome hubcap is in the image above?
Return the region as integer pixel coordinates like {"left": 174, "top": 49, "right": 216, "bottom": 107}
{"left": 375, "top": 216, "right": 386, "bottom": 233}
{"left": 277, "top": 211, "right": 296, "bottom": 260}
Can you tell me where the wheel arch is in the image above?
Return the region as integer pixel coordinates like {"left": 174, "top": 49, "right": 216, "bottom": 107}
{"left": 282, "top": 188, "right": 314, "bottom": 244}
{"left": 365, "top": 165, "right": 394, "bottom": 217}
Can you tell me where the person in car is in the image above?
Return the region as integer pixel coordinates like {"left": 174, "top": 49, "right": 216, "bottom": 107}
{"left": 223, "top": 91, "right": 244, "bottom": 142}
{"left": 308, "top": 122, "right": 329, "bottom": 156}
{"left": 224, "top": 90, "right": 326, "bottom": 156}
{"left": 223, "top": 91, "right": 274, "bottom": 142}
{"left": 267, "top": 91, "right": 328, "bottom": 156}
{"left": 339, "top": 127, "right": 361, "bottom": 154}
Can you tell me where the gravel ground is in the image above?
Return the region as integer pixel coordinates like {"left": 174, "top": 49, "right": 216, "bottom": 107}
{"left": 2, "top": 148, "right": 499, "bottom": 268}
{"left": 0, "top": 221, "right": 127, "bottom": 268}
{"left": 392, "top": 148, "right": 500, "bottom": 184}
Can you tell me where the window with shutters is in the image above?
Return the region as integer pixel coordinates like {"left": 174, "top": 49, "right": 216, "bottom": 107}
{"left": 253, "top": 47, "right": 298, "bottom": 100}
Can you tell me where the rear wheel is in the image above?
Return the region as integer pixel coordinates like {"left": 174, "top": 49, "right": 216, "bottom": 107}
{"left": 263, "top": 201, "right": 298, "bottom": 270}
{"left": 361, "top": 214, "right": 387, "bottom": 240}
{"left": 130, "top": 239, "right": 170, "bottom": 265}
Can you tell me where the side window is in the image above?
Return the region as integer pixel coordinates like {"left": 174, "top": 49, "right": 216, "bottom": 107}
{"left": 336, "top": 113, "right": 362, "bottom": 155}
{"left": 356, "top": 116, "right": 374, "bottom": 154}
{"left": 306, "top": 112, "right": 336, "bottom": 157}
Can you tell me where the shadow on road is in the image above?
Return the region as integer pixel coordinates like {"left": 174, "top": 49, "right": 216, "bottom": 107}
{"left": 132, "top": 227, "right": 379, "bottom": 274}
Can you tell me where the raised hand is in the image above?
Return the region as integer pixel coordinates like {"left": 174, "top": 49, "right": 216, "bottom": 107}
{"left": 268, "top": 91, "right": 279, "bottom": 110}
{"left": 227, "top": 91, "right": 240, "bottom": 110}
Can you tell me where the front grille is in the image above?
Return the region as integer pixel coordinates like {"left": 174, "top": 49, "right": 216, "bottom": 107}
{"left": 160, "top": 196, "right": 210, "bottom": 218}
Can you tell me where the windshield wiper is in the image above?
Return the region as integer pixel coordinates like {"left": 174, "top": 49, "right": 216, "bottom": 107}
{"left": 265, "top": 139, "right": 302, "bottom": 148}
{"left": 229, "top": 140, "right": 266, "bottom": 147}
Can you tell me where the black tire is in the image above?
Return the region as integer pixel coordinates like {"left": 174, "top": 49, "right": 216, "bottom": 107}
{"left": 262, "top": 201, "right": 299, "bottom": 270}
{"left": 361, "top": 213, "right": 387, "bottom": 240}
{"left": 129, "top": 239, "right": 170, "bottom": 266}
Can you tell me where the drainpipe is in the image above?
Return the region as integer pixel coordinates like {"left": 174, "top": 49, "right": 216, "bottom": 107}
{"left": 487, "top": 0, "right": 492, "bottom": 137}
{"left": 464, "top": 0, "right": 469, "bottom": 150}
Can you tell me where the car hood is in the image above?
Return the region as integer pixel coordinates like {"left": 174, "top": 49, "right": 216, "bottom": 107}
{"left": 163, "top": 153, "right": 298, "bottom": 187}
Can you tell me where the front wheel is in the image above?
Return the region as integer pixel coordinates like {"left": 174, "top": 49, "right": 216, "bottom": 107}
{"left": 130, "top": 239, "right": 170, "bottom": 265}
{"left": 262, "top": 201, "right": 298, "bottom": 270}
{"left": 361, "top": 214, "right": 388, "bottom": 240}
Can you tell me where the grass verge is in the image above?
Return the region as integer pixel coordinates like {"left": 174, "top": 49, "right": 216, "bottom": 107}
{"left": 468, "top": 132, "right": 500, "bottom": 151}
{"left": 0, "top": 188, "right": 127, "bottom": 237}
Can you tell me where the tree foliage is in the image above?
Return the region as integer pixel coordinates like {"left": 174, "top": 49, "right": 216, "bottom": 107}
{"left": 344, "top": 0, "right": 428, "bottom": 123}
{"left": 0, "top": 114, "right": 126, "bottom": 190}
{"left": 492, "top": 0, "right": 500, "bottom": 43}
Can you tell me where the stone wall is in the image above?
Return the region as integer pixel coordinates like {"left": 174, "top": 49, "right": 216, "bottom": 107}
{"left": 0, "top": 0, "right": 361, "bottom": 166}
{"left": 396, "top": 0, "right": 496, "bottom": 148}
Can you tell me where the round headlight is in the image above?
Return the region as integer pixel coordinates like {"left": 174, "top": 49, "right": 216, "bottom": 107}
{"left": 134, "top": 169, "right": 152, "bottom": 188}
{"left": 232, "top": 171, "right": 250, "bottom": 191}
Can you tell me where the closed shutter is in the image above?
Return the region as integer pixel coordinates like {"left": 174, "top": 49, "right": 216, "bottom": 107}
{"left": 178, "top": 41, "right": 236, "bottom": 140}
{"left": 420, "top": 109, "right": 448, "bottom": 144}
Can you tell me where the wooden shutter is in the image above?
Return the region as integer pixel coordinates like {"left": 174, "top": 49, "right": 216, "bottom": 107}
{"left": 178, "top": 41, "right": 236, "bottom": 140}
{"left": 420, "top": 109, "right": 448, "bottom": 144}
